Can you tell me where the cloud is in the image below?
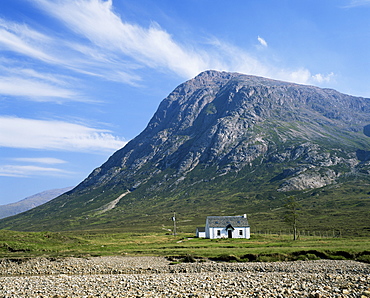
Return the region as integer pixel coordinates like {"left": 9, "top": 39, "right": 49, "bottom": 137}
{"left": 207, "top": 38, "right": 333, "bottom": 86}
{"left": 0, "top": 49, "right": 88, "bottom": 103}
{"left": 312, "top": 72, "right": 335, "bottom": 83}
{"left": 0, "top": 76, "right": 80, "bottom": 102}
{"left": 61, "top": 41, "right": 142, "bottom": 85}
{"left": 343, "top": 0, "right": 370, "bottom": 7}
{"left": 0, "top": 17, "right": 141, "bottom": 88}
{"left": 2, "top": 0, "right": 331, "bottom": 96}
{"left": 11, "top": 157, "right": 67, "bottom": 164}
{"left": 0, "top": 62, "right": 91, "bottom": 102}
{"left": 0, "top": 116, "right": 127, "bottom": 153}
{"left": 0, "top": 18, "right": 60, "bottom": 64}
{"left": 32, "top": 0, "right": 208, "bottom": 78}
{"left": 30, "top": 0, "right": 333, "bottom": 86}
{"left": 0, "top": 165, "right": 71, "bottom": 178}
{"left": 257, "top": 36, "right": 268, "bottom": 47}
{"left": 0, "top": 157, "right": 69, "bottom": 177}
{"left": 206, "top": 38, "right": 270, "bottom": 76}
{"left": 276, "top": 68, "right": 334, "bottom": 85}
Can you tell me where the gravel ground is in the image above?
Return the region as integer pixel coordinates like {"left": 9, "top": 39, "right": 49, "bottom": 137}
{"left": 0, "top": 257, "right": 369, "bottom": 297}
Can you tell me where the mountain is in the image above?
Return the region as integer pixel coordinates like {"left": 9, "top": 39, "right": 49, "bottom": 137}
{"left": 0, "top": 187, "right": 73, "bottom": 219}
{"left": 1, "top": 70, "right": 370, "bottom": 234}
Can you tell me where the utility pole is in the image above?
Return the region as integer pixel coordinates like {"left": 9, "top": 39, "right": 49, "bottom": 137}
{"left": 172, "top": 212, "right": 177, "bottom": 236}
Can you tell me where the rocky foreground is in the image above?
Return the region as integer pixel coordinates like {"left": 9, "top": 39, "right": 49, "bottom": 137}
{"left": 0, "top": 257, "right": 369, "bottom": 297}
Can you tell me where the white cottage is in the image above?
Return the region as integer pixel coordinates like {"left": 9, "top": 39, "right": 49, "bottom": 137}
{"left": 195, "top": 227, "right": 206, "bottom": 238}
{"left": 204, "top": 215, "right": 250, "bottom": 239}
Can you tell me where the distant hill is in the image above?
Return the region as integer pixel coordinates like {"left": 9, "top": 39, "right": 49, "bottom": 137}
{"left": 0, "top": 187, "right": 73, "bottom": 219}
{"left": 1, "top": 70, "right": 369, "bottom": 235}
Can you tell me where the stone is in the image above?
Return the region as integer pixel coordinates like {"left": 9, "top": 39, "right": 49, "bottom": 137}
{"left": 0, "top": 258, "right": 369, "bottom": 297}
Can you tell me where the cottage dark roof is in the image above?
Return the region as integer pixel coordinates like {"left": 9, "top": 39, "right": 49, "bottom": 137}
{"left": 196, "top": 227, "right": 205, "bottom": 232}
{"left": 206, "top": 216, "right": 249, "bottom": 228}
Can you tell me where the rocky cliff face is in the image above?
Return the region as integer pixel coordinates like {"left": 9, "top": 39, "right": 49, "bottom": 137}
{"left": 75, "top": 70, "right": 370, "bottom": 193}
{"left": 2, "top": 70, "right": 370, "bottom": 232}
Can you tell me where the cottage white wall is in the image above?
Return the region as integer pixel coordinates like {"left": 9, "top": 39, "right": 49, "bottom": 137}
{"left": 241, "top": 227, "right": 250, "bottom": 239}
{"left": 205, "top": 220, "right": 209, "bottom": 238}
{"left": 196, "top": 228, "right": 206, "bottom": 238}
{"left": 205, "top": 217, "right": 250, "bottom": 239}
{"left": 245, "top": 227, "right": 250, "bottom": 239}
{"left": 198, "top": 232, "right": 206, "bottom": 238}
{"left": 209, "top": 227, "right": 227, "bottom": 238}
{"left": 207, "top": 227, "right": 250, "bottom": 239}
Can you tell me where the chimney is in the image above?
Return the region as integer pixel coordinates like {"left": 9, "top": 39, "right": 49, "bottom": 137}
{"left": 243, "top": 214, "right": 247, "bottom": 219}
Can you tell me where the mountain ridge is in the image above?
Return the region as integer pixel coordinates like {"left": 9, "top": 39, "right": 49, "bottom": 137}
{"left": 1, "top": 70, "right": 370, "bottom": 234}
{"left": 77, "top": 70, "right": 370, "bottom": 191}
{"left": 0, "top": 187, "right": 73, "bottom": 219}
{"left": 76, "top": 71, "right": 370, "bottom": 184}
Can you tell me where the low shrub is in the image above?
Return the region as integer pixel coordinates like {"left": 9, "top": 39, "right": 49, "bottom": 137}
{"left": 212, "top": 254, "right": 240, "bottom": 262}
{"left": 329, "top": 250, "right": 354, "bottom": 260}
{"left": 181, "top": 254, "right": 196, "bottom": 263}
{"left": 306, "top": 253, "right": 321, "bottom": 260}
{"left": 329, "top": 255, "right": 348, "bottom": 260}
{"left": 257, "top": 255, "right": 279, "bottom": 262}
{"left": 296, "top": 253, "right": 321, "bottom": 261}
{"left": 356, "top": 252, "right": 370, "bottom": 263}
{"left": 256, "top": 253, "right": 288, "bottom": 262}
{"left": 166, "top": 254, "right": 197, "bottom": 263}
{"left": 292, "top": 250, "right": 328, "bottom": 259}
{"left": 240, "top": 253, "right": 258, "bottom": 262}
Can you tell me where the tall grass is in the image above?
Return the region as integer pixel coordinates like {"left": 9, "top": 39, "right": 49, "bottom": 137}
{"left": 0, "top": 230, "right": 369, "bottom": 262}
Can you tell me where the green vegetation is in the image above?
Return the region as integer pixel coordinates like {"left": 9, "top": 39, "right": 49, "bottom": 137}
{"left": 0, "top": 230, "right": 369, "bottom": 263}
{"left": 0, "top": 119, "right": 370, "bottom": 235}
{"left": 0, "top": 163, "right": 369, "bottom": 235}
{"left": 283, "top": 196, "right": 300, "bottom": 241}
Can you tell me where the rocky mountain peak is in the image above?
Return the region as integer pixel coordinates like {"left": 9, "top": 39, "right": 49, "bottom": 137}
{"left": 2, "top": 70, "right": 370, "bottom": 232}
{"left": 76, "top": 70, "right": 370, "bottom": 194}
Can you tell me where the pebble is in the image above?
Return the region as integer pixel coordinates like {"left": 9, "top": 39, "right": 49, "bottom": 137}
{"left": 0, "top": 257, "right": 369, "bottom": 297}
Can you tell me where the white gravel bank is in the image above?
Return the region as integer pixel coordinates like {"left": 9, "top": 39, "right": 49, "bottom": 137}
{"left": 0, "top": 257, "right": 369, "bottom": 297}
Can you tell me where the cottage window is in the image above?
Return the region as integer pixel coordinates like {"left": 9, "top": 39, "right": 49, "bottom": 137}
{"left": 239, "top": 230, "right": 243, "bottom": 236}
{"left": 217, "top": 230, "right": 221, "bottom": 236}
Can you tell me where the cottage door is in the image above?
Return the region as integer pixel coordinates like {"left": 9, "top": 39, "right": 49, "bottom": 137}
{"left": 228, "top": 230, "right": 233, "bottom": 238}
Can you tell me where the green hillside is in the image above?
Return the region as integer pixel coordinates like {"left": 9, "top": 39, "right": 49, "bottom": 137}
{"left": 1, "top": 71, "right": 370, "bottom": 235}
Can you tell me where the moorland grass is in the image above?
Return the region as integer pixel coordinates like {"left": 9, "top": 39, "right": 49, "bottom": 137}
{"left": 0, "top": 230, "right": 369, "bottom": 263}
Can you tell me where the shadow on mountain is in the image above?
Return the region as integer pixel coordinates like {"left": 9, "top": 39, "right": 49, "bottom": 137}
{"left": 356, "top": 149, "right": 370, "bottom": 162}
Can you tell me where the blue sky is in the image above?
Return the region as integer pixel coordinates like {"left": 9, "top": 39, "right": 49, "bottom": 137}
{"left": 1, "top": 0, "right": 370, "bottom": 205}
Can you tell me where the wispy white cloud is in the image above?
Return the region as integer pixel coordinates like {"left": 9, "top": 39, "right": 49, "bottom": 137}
{"left": 206, "top": 37, "right": 270, "bottom": 76}
{"left": 0, "top": 76, "right": 80, "bottom": 101}
{"left": 0, "top": 116, "right": 127, "bottom": 152}
{"left": 1, "top": 0, "right": 331, "bottom": 100}
{"left": 0, "top": 165, "right": 71, "bottom": 177}
{"left": 0, "top": 17, "right": 141, "bottom": 89}
{"left": 277, "top": 68, "right": 335, "bottom": 85}
{"left": 30, "top": 0, "right": 332, "bottom": 86}
{"left": 11, "top": 157, "right": 67, "bottom": 164}
{"left": 207, "top": 38, "right": 332, "bottom": 85}
{"left": 343, "top": 0, "right": 370, "bottom": 7}
{"left": 0, "top": 19, "right": 56, "bottom": 63}
{"left": 62, "top": 41, "right": 142, "bottom": 85}
{"left": 32, "top": 0, "right": 208, "bottom": 78}
{"left": 0, "top": 56, "right": 88, "bottom": 103}
{"left": 312, "top": 72, "right": 335, "bottom": 84}
{"left": 0, "top": 157, "right": 69, "bottom": 177}
{"left": 17, "top": 68, "right": 74, "bottom": 86}
{"left": 257, "top": 36, "right": 268, "bottom": 47}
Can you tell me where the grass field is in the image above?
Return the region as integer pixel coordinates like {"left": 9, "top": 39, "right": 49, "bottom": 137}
{"left": 0, "top": 230, "right": 369, "bottom": 263}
